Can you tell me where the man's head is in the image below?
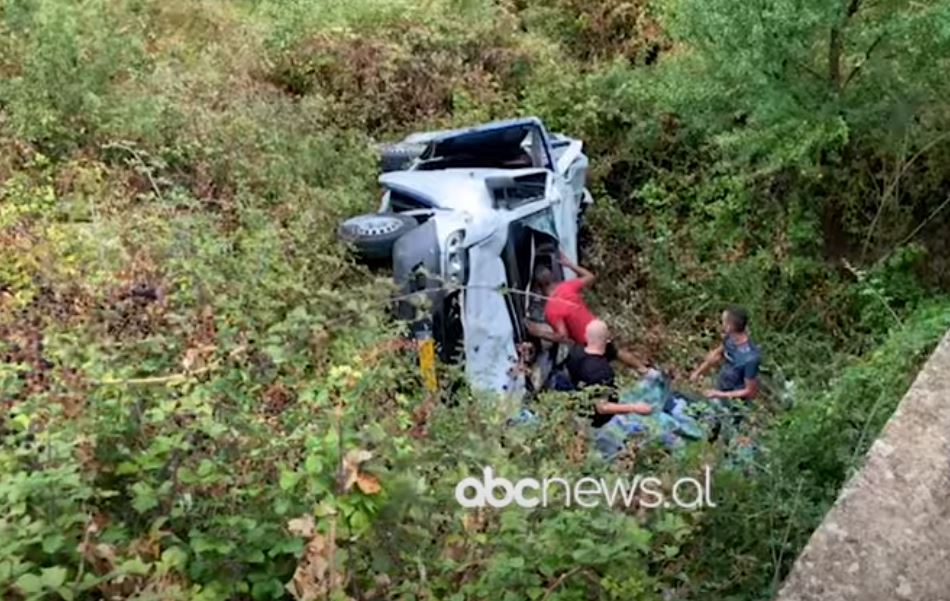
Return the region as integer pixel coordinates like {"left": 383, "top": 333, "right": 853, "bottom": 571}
{"left": 721, "top": 305, "right": 749, "bottom": 336}
{"left": 585, "top": 319, "right": 610, "bottom": 353}
{"left": 533, "top": 265, "right": 556, "bottom": 294}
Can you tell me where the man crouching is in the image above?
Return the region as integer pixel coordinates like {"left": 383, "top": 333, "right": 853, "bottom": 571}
{"left": 567, "top": 320, "right": 653, "bottom": 428}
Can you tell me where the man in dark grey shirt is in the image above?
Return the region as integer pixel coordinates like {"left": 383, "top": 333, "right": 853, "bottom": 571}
{"left": 689, "top": 305, "right": 762, "bottom": 400}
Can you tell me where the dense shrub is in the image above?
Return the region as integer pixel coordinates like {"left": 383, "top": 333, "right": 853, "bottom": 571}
{"left": 2, "top": 0, "right": 950, "bottom": 599}
{"left": 261, "top": 0, "right": 534, "bottom": 133}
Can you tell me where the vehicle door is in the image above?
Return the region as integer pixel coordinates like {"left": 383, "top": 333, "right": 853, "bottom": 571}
{"left": 498, "top": 204, "right": 559, "bottom": 341}
{"left": 525, "top": 126, "right": 581, "bottom": 265}
{"left": 553, "top": 137, "right": 589, "bottom": 208}
{"left": 546, "top": 170, "right": 581, "bottom": 266}
{"left": 500, "top": 207, "right": 563, "bottom": 390}
{"left": 461, "top": 213, "right": 521, "bottom": 397}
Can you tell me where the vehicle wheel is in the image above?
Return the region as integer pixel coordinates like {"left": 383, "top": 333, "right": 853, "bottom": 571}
{"left": 338, "top": 213, "right": 418, "bottom": 259}
{"left": 378, "top": 143, "right": 426, "bottom": 172}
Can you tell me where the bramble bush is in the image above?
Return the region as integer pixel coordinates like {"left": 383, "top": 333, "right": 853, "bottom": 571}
{"left": 2, "top": 0, "right": 950, "bottom": 599}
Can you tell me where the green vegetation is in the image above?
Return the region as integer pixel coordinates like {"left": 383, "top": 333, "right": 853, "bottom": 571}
{"left": 2, "top": 0, "right": 949, "bottom": 599}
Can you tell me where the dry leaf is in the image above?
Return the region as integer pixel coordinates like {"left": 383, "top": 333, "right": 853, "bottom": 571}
{"left": 337, "top": 448, "right": 372, "bottom": 493}
{"left": 462, "top": 510, "right": 487, "bottom": 533}
{"left": 286, "top": 532, "right": 332, "bottom": 601}
{"left": 287, "top": 515, "right": 316, "bottom": 538}
{"left": 181, "top": 343, "right": 216, "bottom": 371}
{"left": 355, "top": 472, "right": 381, "bottom": 495}
{"left": 409, "top": 396, "right": 437, "bottom": 439}
{"left": 567, "top": 431, "right": 587, "bottom": 465}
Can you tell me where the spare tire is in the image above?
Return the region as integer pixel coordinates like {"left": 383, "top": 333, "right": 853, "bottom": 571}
{"left": 378, "top": 143, "right": 426, "bottom": 173}
{"left": 338, "top": 213, "right": 418, "bottom": 259}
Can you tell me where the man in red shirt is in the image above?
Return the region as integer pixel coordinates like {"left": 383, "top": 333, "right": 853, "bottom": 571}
{"left": 534, "top": 251, "right": 647, "bottom": 372}
{"left": 542, "top": 252, "right": 596, "bottom": 344}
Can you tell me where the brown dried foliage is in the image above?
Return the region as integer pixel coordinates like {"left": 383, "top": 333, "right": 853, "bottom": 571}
{"left": 268, "top": 24, "right": 530, "bottom": 132}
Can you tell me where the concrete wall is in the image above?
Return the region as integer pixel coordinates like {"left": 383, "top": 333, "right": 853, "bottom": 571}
{"left": 775, "top": 331, "right": 950, "bottom": 601}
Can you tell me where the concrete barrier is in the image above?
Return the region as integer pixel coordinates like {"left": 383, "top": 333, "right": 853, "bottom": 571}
{"left": 775, "top": 331, "right": 950, "bottom": 601}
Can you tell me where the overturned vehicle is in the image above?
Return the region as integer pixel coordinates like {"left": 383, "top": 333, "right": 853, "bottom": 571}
{"left": 339, "top": 118, "right": 592, "bottom": 396}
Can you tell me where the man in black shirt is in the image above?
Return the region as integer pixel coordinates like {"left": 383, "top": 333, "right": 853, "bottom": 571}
{"left": 567, "top": 320, "right": 652, "bottom": 428}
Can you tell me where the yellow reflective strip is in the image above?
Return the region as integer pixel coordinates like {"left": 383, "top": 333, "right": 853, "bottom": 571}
{"left": 418, "top": 338, "right": 438, "bottom": 392}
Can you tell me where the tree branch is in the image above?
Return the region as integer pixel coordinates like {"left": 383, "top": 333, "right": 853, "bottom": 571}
{"left": 862, "top": 131, "right": 950, "bottom": 257}
{"left": 842, "top": 32, "right": 885, "bottom": 90}
{"left": 829, "top": 27, "right": 844, "bottom": 87}
{"left": 93, "top": 360, "right": 221, "bottom": 386}
{"left": 828, "top": 0, "right": 865, "bottom": 90}
{"left": 541, "top": 567, "right": 584, "bottom": 601}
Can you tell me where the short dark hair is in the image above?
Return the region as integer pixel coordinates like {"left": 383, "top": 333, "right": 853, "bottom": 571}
{"left": 533, "top": 266, "right": 554, "bottom": 289}
{"left": 725, "top": 305, "right": 749, "bottom": 332}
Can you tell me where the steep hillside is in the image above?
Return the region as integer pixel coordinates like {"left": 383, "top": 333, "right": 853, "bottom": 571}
{"left": 2, "top": 0, "right": 950, "bottom": 599}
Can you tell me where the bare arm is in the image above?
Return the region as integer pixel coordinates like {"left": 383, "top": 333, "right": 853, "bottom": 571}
{"left": 549, "top": 318, "right": 572, "bottom": 344}
{"left": 559, "top": 250, "right": 595, "bottom": 288}
{"left": 617, "top": 347, "right": 649, "bottom": 375}
{"left": 525, "top": 320, "right": 571, "bottom": 345}
{"left": 690, "top": 344, "right": 724, "bottom": 382}
{"left": 707, "top": 378, "right": 758, "bottom": 400}
{"left": 596, "top": 401, "right": 652, "bottom": 415}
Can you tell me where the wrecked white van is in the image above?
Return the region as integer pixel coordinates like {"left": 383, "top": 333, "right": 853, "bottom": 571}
{"left": 339, "top": 118, "right": 592, "bottom": 396}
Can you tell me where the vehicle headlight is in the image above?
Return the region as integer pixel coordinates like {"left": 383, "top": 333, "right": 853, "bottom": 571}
{"left": 443, "top": 230, "right": 467, "bottom": 287}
